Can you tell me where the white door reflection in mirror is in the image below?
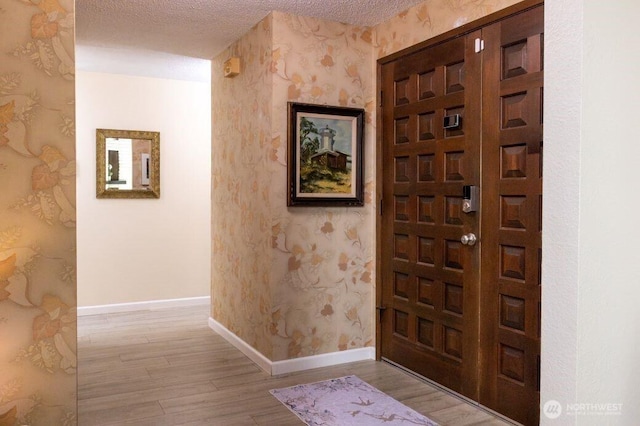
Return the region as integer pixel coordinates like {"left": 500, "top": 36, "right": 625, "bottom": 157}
{"left": 141, "top": 153, "right": 150, "bottom": 185}
{"left": 132, "top": 139, "right": 151, "bottom": 188}
{"left": 105, "top": 138, "right": 132, "bottom": 189}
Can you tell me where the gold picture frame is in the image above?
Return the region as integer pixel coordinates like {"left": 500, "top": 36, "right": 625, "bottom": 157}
{"left": 96, "top": 128, "right": 160, "bottom": 199}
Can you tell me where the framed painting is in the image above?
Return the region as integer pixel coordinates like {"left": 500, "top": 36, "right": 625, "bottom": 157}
{"left": 287, "top": 102, "right": 364, "bottom": 207}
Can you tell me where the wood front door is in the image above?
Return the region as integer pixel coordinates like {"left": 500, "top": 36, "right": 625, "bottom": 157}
{"left": 379, "top": 30, "right": 483, "bottom": 400}
{"left": 379, "top": 3, "right": 543, "bottom": 425}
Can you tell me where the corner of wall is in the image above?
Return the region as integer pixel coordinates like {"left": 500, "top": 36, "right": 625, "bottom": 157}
{"left": 211, "top": 12, "right": 275, "bottom": 360}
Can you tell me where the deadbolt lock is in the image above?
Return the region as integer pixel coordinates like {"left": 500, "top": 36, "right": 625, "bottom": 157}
{"left": 462, "top": 185, "right": 479, "bottom": 213}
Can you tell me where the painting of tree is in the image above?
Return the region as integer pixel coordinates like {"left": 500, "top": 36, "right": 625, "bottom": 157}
{"left": 297, "top": 116, "right": 352, "bottom": 194}
{"left": 299, "top": 117, "right": 320, "bottom": 164}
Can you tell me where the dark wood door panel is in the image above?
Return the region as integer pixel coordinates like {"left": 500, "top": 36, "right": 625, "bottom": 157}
{"left": 479, "top": 5, "right": 543, "bottom": 426}
{"left": 381, "top": 30, "right": 482, "bottom": 400}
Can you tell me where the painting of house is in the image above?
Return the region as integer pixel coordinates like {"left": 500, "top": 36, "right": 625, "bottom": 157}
{"left": 310, "top": 125, "right": 350, "bottom": 171}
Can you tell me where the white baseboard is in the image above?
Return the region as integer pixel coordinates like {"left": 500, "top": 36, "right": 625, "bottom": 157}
{"left": 208, "top": 317, "right": 272, "bottom": 373}
{"left": 78, "top": 296, "right": 211, "bottom": 316}
{"left": 208, "top": 317, "right": 375, "bottom": 376}
{"left": 271, "top": 347, "right": 375, "bottom": 376}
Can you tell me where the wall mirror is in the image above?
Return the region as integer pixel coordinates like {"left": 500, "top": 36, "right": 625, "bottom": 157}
{"left": 96, "top": 128, "right": 160, "bottom": 198}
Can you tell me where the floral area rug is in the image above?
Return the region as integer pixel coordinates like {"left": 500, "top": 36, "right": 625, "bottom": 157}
{"left": 270, "top": 375, "right": 438, "bottom": 425}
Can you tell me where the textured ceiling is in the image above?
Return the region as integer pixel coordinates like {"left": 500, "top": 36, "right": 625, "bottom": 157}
{"left": 76, "top": 0, "right": 425, "bottom": 60}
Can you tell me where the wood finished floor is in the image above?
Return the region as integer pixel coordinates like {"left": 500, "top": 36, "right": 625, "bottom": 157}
{"left": 78, "top": 305, "right": 515, "bottom": 426}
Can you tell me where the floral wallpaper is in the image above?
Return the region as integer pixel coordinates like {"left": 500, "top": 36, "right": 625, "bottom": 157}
{"left": 212, "top": 12, "right": 375, "bottom": 362}
{"left": 0, "top": 0, "right": 76, "bottom": 425}
{"left": 268, "top": 12, "right": 375, "bottom": 361}
{"left": 211, "top": 15, "right": 275, "bottom": 358}
{"left": 212, "top": 1, "right": 524, "bottom": 365}
{"left": 374, "top": 0, "right": 523, "bottom": 58}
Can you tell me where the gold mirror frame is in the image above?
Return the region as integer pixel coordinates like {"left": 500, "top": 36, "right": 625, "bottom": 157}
{"left": 96, "top": 128, "right": 160, "bottom": 199}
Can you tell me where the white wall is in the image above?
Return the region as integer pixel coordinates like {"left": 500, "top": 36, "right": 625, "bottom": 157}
{"left": 541, "top": 0, "right": 582, "bottom": 419}
{"left": 543, "top": 1, "right": 640, "bottom": 424}
{"left": 577, "top": 1, "right": 640, "bottom": 422}
{"left": 77, "top": 71, "right": 211, "bottom": 306}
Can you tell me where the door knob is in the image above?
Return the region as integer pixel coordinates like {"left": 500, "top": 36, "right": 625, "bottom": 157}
{"left": 460, "top": 233, "right": 477, "bottom": 246}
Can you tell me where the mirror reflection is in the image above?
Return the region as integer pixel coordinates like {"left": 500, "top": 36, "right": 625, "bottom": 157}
{"left": 96, "top": 129, "right": 160, "bottom": 198}
{"left": 105, "top": 138, "right": 150, "bottom": 190}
